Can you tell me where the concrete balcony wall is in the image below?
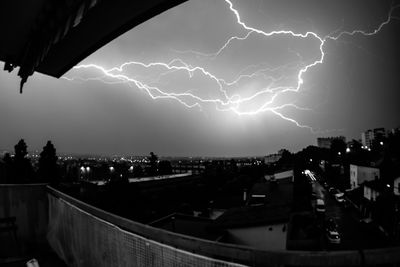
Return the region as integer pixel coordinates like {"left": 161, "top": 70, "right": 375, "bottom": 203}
{"left": 3, "top": 184, "right": 400, "bottom": 266}
{"left": 0, "top": 183, "right": 48, "bottom": 254}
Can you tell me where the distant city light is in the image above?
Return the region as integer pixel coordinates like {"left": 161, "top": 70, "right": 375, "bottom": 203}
{"left": 368, "top": 148, "right": 371, "bottom": 151}
{"left": 80, "top": 166, "right": 85, "bottom": 172}
{"left": 387, "top": 184, "right": 391, "bottom": 188}
{"left": 86, "top": 166, "right": 90, "bottom": 172}
{"left": 109, "top": 166, "right": 114, "bottom": 172}
{"left": 380, "top": 141, "right": 384, "bottom": 146}
{"left": 338, "top": 152, "right": 341, "bottom": 155}
{"left": 309, "top": 159, "right": 312, "bottom": 162}
{"left": 346, "top": 148, "right": 350, "bottom": 153}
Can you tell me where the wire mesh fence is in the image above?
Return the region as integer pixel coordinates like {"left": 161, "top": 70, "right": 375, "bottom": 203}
{"left": 47, "top": 194, "right": 246, "bottom": 267}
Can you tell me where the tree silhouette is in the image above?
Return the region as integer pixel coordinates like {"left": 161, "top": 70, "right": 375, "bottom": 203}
{"left": 13, "top": 139, "right": 33, "bottom": 183}
{"left": 148, "top": 152, "right": 158, "bottom": 176}
{"left": 38, "top": 141, "right": 59, "bottom": 183}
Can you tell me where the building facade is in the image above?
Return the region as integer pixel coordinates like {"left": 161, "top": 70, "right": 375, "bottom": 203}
{"left": 317, "top": 136, "right": 346, "bottom": 149}
{"left": 361, "top": 128, "right": 386, "bottom": 149}
{"left": 350, "top": 164, "right": 380, "bottom": 189}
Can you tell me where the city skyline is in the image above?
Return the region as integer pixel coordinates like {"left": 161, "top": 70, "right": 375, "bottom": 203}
{"left": 1, "top": 0, "right": 400, "bottom": 157}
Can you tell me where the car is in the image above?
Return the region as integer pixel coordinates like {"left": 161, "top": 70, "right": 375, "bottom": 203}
{"left": 326, "top": 229, "right": 341, "bottom": 244}
{"left": 316, "top": 199, "right": 326, "bottom": 213}
{"left": 331, "top": 188, "right": 340, "bottom": 195}
{"left": 325, "top": 217, "right": 341, "bottom": 244}
{"left": 334, "top": 192, "right": 345, "bottom": 203}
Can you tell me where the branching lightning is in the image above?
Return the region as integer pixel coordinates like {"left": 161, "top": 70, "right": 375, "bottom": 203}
{"left": 63, "top": 0, "right": 400, "bottom": 133}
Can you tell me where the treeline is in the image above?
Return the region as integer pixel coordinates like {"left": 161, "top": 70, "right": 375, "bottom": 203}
{"left": 0, "top": 139, "right": 59, "bottom": 184}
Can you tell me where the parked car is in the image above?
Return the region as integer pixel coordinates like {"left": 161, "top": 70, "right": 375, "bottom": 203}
{"left": 316, "top": 199, "right": 326, "bottom": 213}
{"left": 325, "top": 217, "right": 341, "bottom": 244}
{"left": 326, "top": 228, "right": 341, "bottom": 244}
{"left": 334, "top": 192, "right": 345, "bottom": 203}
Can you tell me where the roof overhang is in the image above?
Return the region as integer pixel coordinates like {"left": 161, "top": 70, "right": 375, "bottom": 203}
{"left": 0, "top": 0, "right": 187, "bottom": 92}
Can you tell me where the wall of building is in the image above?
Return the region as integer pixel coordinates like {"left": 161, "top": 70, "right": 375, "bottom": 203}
{"left": 265, "top": 170, "right": 294, "bottom": 182}
{"left": 363, "top": 186, "right": 380, "bottom": 201}
{"left": 350, "top": 165, "right": 380, "bottom": 189}
{"left": 227, "top": 223, "right": 287, "bottom": 250}
{"left": 394, "top": 177, "right": 400, "bottom": 196}
{"left": 0, "top": 183, "right": 48, "bottom": 254}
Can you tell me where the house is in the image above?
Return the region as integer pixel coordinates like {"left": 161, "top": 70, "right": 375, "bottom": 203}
{"left": 349, "top": 164, "right": 380, "bottom": 189}
{"left": 213, "top": 204, "right": 291, "bottom": 250}
{"left": 211, "top": 179, "right": 293, "bottom": 250}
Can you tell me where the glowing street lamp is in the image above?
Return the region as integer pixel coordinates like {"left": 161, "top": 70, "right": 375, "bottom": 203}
{"left": 346, "top": 148, "right": 351, "bottom": 153}
{"left": 109, "top": 166, "right": 115, "bottom": 172}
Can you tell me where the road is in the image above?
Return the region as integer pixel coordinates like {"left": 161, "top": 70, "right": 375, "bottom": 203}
{"left": 308, "top": 170, "right": 390, "bottom": 250}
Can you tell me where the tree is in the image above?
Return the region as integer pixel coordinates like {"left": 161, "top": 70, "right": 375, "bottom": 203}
{"left": 148, "top": 152, "right": 158, "bottom": 176}
{"left": 14, "top": 139, "right": 28, "bottom": 162}
{"left": 13, "top": 139, "right": 33, "bottom": 183}
{"left": 38, "top": 141, "right": 59, "bottom": 183}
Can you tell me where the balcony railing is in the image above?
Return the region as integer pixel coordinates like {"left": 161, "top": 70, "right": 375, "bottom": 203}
{"left": 2, "top": 183, "right": 400, "bottom": 266}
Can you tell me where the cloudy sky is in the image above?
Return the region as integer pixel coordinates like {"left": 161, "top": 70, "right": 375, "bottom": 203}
{"left": 1, "top": 0, "right": 400, "bottom": 157}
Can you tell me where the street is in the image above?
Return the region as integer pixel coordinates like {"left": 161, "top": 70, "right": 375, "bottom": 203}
{"left": 309, "top": 171, "right": 390, "bottom": 250}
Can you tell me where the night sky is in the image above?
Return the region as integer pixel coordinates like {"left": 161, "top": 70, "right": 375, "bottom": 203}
{"left": 1, "top": 0, "right": 400, "bottom": 157}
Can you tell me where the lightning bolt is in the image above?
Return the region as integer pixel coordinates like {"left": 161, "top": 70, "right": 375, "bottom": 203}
{"left": 64, "top": 0, "right": 400, "bottom": 133}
